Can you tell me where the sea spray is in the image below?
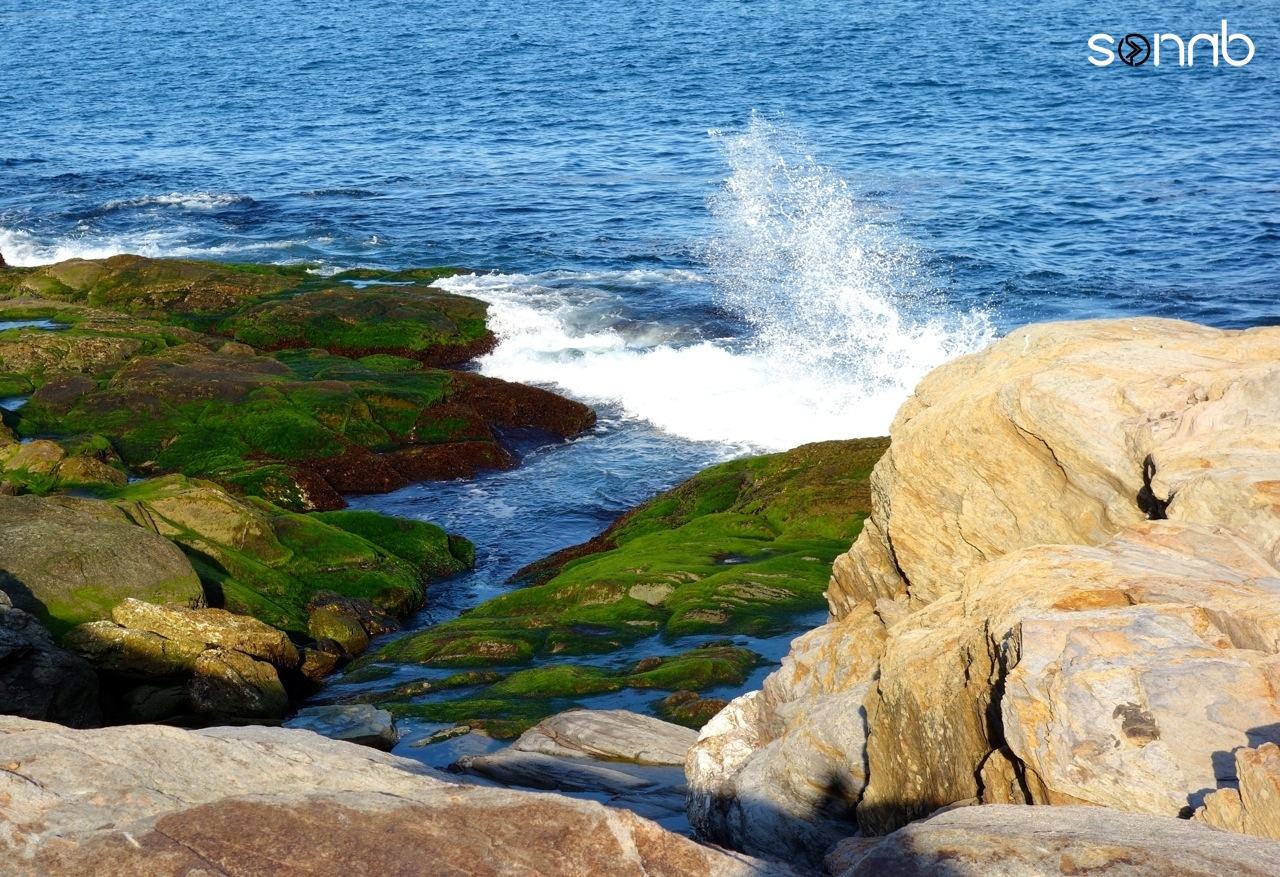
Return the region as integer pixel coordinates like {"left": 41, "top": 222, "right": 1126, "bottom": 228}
{"left": 449, "top": 118, "right": 993, "bottom": 449}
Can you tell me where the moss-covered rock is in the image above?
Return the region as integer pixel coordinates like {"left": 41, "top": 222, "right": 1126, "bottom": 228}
{"left": 13, "top": 344, "right": 593, "bottom": 510}
{"left": 220, "top": 286, "right": 494, "bottom": 367}
{"left": 105, "top": 475, "right": 470, "bottom": 635}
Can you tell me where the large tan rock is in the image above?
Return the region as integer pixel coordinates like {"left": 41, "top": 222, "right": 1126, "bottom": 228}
{"left": 0, "top": 494, "right": 203, "bottom": 635}
{"left": 112, "top": 597, "right": 299, "bottom": 667}
{"left": 62, "top": 619, "right": 206, "bottom": 677}
{"left": 688, "top": 319, "right": 1280, "bottom": 857}
{"left": 0, "top": 717, "right": 792, "bottom": 877}
{"left": 830, "top": 804, "right": 1280, "bottom": 877}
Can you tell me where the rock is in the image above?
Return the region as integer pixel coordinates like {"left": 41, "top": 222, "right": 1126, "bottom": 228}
{"left": 0, "top": 494, "right": 203, "bottom": 636}
{"left": 510, "top": 709, "right": 697, "bottom": 766}
{"left": 298, "top": 645, "right": 339, "bottom": 681}
{"left": 113, "top": 598, "right": 299, "bottom": 668}
{"left": 830, "top": 804, "right": 1280, "bottom": 877}
{"left": 656, "top": 690, "right": 729, "bottom": 728}
{"left": 0, "top": 438, "right": 64, "bottom": 474}
{"left": 305, "top": 588, "right": 400, "bottom": 636}
{"left": 187, "top": 648, "right": 289, "bottom": 719}
{"left": 307, "top": 607, "right": 370, "bottom": 657}
{"left": 118, "top": 684, "right": 189, "bottom": 723}
{"left": 689, "top": 319, "right": 1280, "bottom": 856}
{"left": 1195, "top": 743, "right": 1280, "bottom": 840}
{"left": 52, "top": 454, "right": 128, "bottom": 487}
{"left": 0, "top": 716, "right": 792, "bottom": 876}
{"left": 0, "top": 590, "right": 101, "bottom": 727}
{"left": 283, "top": 704, "right": 398, "bottom": 750}
{"left": 62, "top": 619, "right": 205, "bottom": 677}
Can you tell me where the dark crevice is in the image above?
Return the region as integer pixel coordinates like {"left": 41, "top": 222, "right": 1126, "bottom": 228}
{"left": 1137, "top": 455, "right": 1169, "bottom": 520}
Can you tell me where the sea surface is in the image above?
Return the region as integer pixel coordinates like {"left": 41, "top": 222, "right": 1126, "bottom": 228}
{"left": 3, "top": 0, "right": 1278, "bottom": 738}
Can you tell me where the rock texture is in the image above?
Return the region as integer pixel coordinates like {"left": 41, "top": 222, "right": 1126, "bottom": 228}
{"left": 0, "top": 590, "right": 101, "bottom": 727}
{"left": 0, "top": 716, "right": 792, "bottom": 877}
{"left": 828, "top": 804, "right": 1280, "bottom": 877}
{"left": 0, "top": 494, "right": 203, "bottom": 634}
{"left": 687, "top": 318, "right": 1280, "bottom": 863}
{"left": 283, "top": 704, "right": 399, "bottom": 750}
{"left": 1195, "top": 743, "right": 1280, "bottom": 840}
{"left": 510, "top": 709, "right": 698, "bottom": 766}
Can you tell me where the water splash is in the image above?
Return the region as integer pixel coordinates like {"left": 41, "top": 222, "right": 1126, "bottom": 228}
{"left": 450, "top": 118, "right": 992, "bottom": 449}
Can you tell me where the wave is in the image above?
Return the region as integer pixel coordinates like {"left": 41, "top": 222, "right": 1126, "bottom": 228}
{"left": 0, "top": 226, "right": 327, "bottom": 268}
{"left": 442, "top": 116, "right": 993, "bottom": 450}
{"left": 97, "top": 192, "right": 253, "bottom": 213}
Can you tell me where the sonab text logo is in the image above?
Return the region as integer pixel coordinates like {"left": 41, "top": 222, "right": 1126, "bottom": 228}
{"left": 1089, "top": 20, "right": 1254, "bottom": 67}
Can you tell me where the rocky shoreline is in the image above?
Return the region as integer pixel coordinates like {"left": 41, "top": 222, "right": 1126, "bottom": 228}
{"left": 5, "top": 258, "right": 1280, "bottom": 875}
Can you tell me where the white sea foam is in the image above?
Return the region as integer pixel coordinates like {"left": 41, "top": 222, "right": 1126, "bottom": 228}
{"left": 98, "top": 192, "right": 251, "bottom": 212}
{"left": 0, "top": 226, "right": 323, "bottom": 268}
{"left": 442, "top": 117, "right": 993, "bottom": 450}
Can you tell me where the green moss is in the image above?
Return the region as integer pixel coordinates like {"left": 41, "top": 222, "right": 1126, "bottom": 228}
{"left": 385, "top": 697, "right": 562, "bottom": 739}
{"left": 489, "top": 665, "right": 626, "bottom": 698}
{"left": 313, "top": 510, "right": 472, "bottom": 579}
{"left": 626, "top": 645, "right": 761, "bottom": 690}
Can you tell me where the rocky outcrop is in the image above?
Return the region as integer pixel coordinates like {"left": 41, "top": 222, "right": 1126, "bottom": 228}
{"left": 0, "top": 590, "right": 100, "bottom": 727}
{"left": 827, "top": 804, "right": 1280, "bottom": 876}
{"left": 687, "top": 318, "right": 1280, "bottom": 864}
{"left": 282, "top": 704, "right": 399, "bottom": 750}
{"left": 0, "top": 716, "right": 793, "bottom": 877}
{"left": 1195, "top": 743, "right": 1280, "bottom": 840}
{"left": 0, "top": 494, "right": 203, "bottom": 636}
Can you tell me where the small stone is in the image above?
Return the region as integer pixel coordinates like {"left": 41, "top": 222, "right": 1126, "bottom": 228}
{"left": 283, "top": 704, "right": 398, "bottom": 750}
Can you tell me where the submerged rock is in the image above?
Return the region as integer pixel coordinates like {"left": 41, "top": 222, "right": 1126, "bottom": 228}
{"left": 509, "top": 709, "right": 697, "bottom": 766}
{"left": 0, "top": 716, "right": 794, "bottom": 876}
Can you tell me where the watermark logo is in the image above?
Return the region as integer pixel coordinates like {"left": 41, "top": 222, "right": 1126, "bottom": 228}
{"left": 1117, "top": 34, "right": 1151, "bottom": 66}
{"left": 1089, "top": 20, "right": 1254, "bottom": 67}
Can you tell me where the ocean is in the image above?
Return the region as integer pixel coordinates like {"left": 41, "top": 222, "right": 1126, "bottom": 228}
{"left": 3, "top": 0, "right": 1277, "bottom": 636}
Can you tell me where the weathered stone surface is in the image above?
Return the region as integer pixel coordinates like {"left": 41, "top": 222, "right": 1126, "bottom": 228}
{"left": 0, "top": 590, "right": 100, "bottom": 727}
{"left": 688, "top": 319, "right": 1280, "bottom": 859}
{"left": 113, "top": 598, "right": 299, "bottom": 668}
{"left": 0, "top": 438, "right": 64, "bottom": 474}
{"left": 187, "top": 648, "right": 288, "bottom": 719}
{"left": 52, "top": 454, "right": 128, "bottom": 487}
{"left": 1195, "top": 743, "right": 1280, "bottom": 840}
{"left": 298, "top": 645, "right": 339, "bottom": 681}
{"left": 511, "top": 709, "right": 697, "bottom": 766}
{"left": 830, "top": 804, "right": 1280, "bottom": 877}
{"left": 62, "top": 619, "right": 205, "bottom": 677}
{"left": 0, "top": 717, "right": 790, "bottom": 877}
{"left": 305, "top": 588, "right": 400, "bottom": 636}
{"left": 0, "top": 494, "right": 203, "bottom": 635}
{"left": 283, "top": 704, "right": 398, "bottom": 750}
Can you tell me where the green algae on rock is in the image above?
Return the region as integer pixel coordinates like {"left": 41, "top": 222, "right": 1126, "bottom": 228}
{"left": 353, "top": 439, "right": 887, "bottom": 736}
{"left": 13, "top": 344, "right": 594, "bottom": 511}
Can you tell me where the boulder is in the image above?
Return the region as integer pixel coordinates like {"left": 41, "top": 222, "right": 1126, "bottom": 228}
{"left": 510, "top": 709, "right": 697, "bottom": 766}
{"left": 829, "top": 804, "right": 1280, "bottom": 877}
{"left": 0, "top": 495, "right": 203, "bottom": 636}
{"left": 0, "top": 438, "right": 64, "bottom": 474}
{"left": 112, "top": 598, "right": 299, "bottom": 668}
{"left": 187, "top": 648, "right": 288, "bottom": 719}
{"left": 0, "top": 591, "right": 101, "bottom": 727}
{"left": 305, "top": 588, "right": 400, "bottom": 636}
{"left": 283, "top": 704, "right": 398, "bottom": 750}
{"left": 52, "top": 454, "right": 128, "bottom": 487}
{"left": 687, "top": 318, "right": 1280, "bottom": 857}
{"left": 62, "top": 619, "right": 205, "bottom": 678}
{"left": 0, "top": 716, "right": 793, "bottom": 877}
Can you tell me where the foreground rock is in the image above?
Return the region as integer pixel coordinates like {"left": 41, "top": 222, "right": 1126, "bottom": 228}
{"left": 0, "top": 716, "right": 794, "bottom": 877}
{"left": 0, "top": 494, "right": 203, "bottom": 636}
{"left": 0, "top": 590, "right": 100, "bottom": 727}
{"left": 828, "top": 804, "right": 1280, "bottom": 876}
{"left": 687, "top": 318, "right": 1280, "bottom": 864}
{"left": 1195, "top": 743, "right": 1280, "bottom": 840}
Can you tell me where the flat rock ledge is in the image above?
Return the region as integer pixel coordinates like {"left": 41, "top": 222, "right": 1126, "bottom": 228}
{"left": 0, "top": 715, "right": 799, "bottom": 877}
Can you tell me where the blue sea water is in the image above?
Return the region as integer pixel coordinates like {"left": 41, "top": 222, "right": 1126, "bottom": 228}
{"left": 3, "top": 0, "right": 1279, "bottom": 727}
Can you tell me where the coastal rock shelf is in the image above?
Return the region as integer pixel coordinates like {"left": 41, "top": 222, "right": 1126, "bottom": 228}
{"left": 0, "top": 715, "right": 798, "bottom": 876}
{"left": 688, "top": 317, "right": 1280, "bottom": 866}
